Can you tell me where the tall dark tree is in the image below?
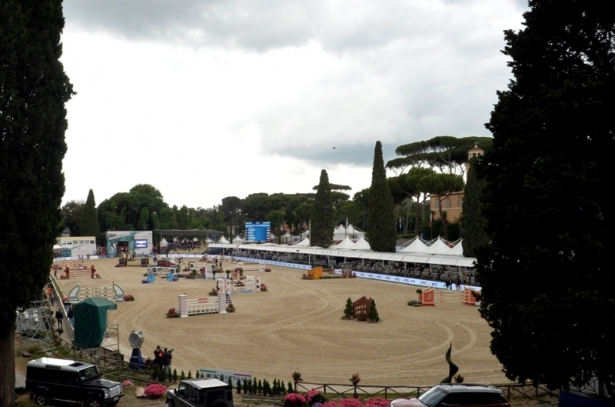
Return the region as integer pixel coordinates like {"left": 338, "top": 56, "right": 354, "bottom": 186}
{"left": 477, "top": 0, "right": 615, "bottom": 396}
{"left": 460, "top": 160, "right": 487, "bottom": 257}
{"left": 367, "top": 141, "right": 396, "bottom": 252}
{"left": 221, "top": 196, "right": 242, "bottom": 242}
{"left": 311, "top": 170, "right": 333, "bottom": 248}
{"left": 0, "top": 0, "right": 74, "bottom": 404}
{"left": 79, "top": 189, "right": 100, "bottom": 238}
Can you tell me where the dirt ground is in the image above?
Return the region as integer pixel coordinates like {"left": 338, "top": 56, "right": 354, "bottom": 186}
{"left": 52, "top": 257, "right": 508, "bottom": 387}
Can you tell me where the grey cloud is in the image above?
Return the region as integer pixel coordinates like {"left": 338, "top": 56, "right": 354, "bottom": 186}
{"left": 64, "top": 0, "right": 529, "bottom": 53}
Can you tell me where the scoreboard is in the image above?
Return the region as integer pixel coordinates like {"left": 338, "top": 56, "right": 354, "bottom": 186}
{"left": 245, "top": 222, "right": 271, "bottom": 242}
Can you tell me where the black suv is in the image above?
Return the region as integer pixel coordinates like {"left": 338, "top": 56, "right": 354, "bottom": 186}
{"left": 166, "top": 378, "right": 233, "bottom": 407}
{"left": 389, "top": 384, "right": 510, "bottom": 407}
{"left": 26, "top": 357, "right": 124, "bottom": 407}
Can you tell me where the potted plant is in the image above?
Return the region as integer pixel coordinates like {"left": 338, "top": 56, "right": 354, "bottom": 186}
{"left": 166, "top": 308, "right": 177, "bottom": 318}
{"left": 226, "top": 304, "right": 236, "bottom": 313}
{"left": 292, "top": 371, "right": 302, "bottom": 383}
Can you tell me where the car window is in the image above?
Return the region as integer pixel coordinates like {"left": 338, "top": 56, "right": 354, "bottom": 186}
{"left": 440, "top": 394, "right": 461, "bottom": 405}
{"left": 418, "top": 387, "right": 447, "bottom": 407}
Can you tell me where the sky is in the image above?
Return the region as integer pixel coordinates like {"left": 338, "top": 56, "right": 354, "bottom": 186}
{"left": 60, "top": 0, "right": 529, "bottom": 209}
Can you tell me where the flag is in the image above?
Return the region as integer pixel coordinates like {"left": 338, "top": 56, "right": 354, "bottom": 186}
{"left": 429, "top": 212, "right": 433, "bottom": 227}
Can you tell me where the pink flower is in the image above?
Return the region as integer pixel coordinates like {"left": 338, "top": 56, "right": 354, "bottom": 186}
{"left": 122, "top": 380, "right": 133, "bottom": 386}
{"left": 322, "top": 402, "right": 340, "bottom": 407}
{"left": 144, "top": 383, "right": 167, "bottom": 399}
{"left": 339, "top": 398, "right": 363, "bottom": 407}
{"left": 363, "top": 398, "right": 390, "bottom": 407}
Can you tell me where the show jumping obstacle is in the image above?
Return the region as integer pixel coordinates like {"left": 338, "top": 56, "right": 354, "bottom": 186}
{"left": 66, "top": 284, "right": 125, "bottom": 302}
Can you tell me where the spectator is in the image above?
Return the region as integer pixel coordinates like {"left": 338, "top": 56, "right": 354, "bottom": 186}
{"left": 55, "top": 309, "right": 64, "bottom": 330}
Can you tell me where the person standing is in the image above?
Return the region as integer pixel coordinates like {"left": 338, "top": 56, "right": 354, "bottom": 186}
{"left": 154, "top": 345, "right": 163, "bottom": 368}
{"left": 49, "top": 290, "right": 55, "bottom": 307}
{"left": 67, "top": 307, "right": 74, "bottom": 327}
{"left": 55, "top": 309, "right": 63, "bottom": 330}
{"left": 162, "top": 348, "right": 172, "bottom": 377}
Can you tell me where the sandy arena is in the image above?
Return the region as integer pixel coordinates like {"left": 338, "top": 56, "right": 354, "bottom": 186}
{"left": 53, "top": 257, "right": 507, "bottom": 387}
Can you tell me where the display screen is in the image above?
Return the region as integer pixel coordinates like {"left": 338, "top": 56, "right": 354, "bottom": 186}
{"left": 245, "top": 222, "right": 271, "bottom": 242}
{"left": 135, "top": 239, "right": 148, "bottom": 248}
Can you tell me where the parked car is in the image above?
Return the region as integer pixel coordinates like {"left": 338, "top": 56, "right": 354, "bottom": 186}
{"left": 157, "top": 259, "right": 178, "bottom": 267}
{"left": 389, "top": 384, "right": 510, "bottom": 407}
{"left": 26, "top": 357, "right": 123, "bottom": 407}
{"left": 166, "top": 378, "right": 233, "bottom": 407}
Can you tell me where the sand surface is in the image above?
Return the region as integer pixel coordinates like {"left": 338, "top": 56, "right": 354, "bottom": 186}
{"left": 54, "top": 257, "right": 507, "bottom": 387}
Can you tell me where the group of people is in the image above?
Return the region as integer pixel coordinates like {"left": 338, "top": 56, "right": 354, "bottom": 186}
{"left": 153, "top": 345, "right": 173, "bottom": 369}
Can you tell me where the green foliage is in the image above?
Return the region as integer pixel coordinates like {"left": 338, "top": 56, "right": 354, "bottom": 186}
{"left": 312, "top": 170, "right": 334, "bottom": 248}
{"left": 343, "top": 298, "right": 354, "bottom": 319}
{"left": 440, "top": 343, "right": 459, "bottom": 383}
{"left": 79, "top": 190, "right": 100, "bottom": 238}
{"left": 60, "top": 201, "right": 85, "bottom": 236}
{"left": 187, "top": 370, "right": 192, "bottom": 379}
{"left": 0, "top": 9, "right": 74, "bottom": 403}
{"left": 368, "top": 142, "right": 397, "bottom": 252}
{"left": 389, "top": 135, "right": 492, "bottom": 174}
{"left": 180, "top": 370, "right": 185, "bottom": 380}
{"left": 368, "top": 299, "right": 380, "bottom": 322}
{"left": 418, "top": 173, "right": 463, "bottom": 241}
{"left": 477, "top": 0, "right": 615, "bottom": 395}
{"left": 236, "top": 379, "right": 242, "bottom": 394}
{"left": 287, "top": 381, "right": 294, "bottom": 394}
{"left": 173, "top": 369, "right": 178, "bottom": 382}
{"left": 460, "top": 161, "right": 488, "bottom": 257}
{"left": 257, "top": 379, "right": 262, "bottom": 395}
{"left": 195, "top": 370, "right": 200, "bottom": 378}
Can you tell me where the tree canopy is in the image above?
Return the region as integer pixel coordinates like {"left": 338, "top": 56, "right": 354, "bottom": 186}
{"left": 388, "top": 135, "right": 492, "bottom": 175}
{"left": 476, "top": 0, "right": 615, "bottom": 396}
{"left": 0, "top": 0, "right": 74, "bottom": 403}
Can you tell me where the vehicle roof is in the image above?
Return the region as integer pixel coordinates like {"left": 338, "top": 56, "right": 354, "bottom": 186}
{"left": 184, "top": 378, "right": 229, "bottom": 389}
{"left": 27, "top": 357, "right": 95, "bottom": 372}
{"left": 435, "top": 384, "right": 502, "bottom": 394}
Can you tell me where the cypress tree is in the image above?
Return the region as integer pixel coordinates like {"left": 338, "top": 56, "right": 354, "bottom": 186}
{"left": 343, "top": 298, "right": 354, "bottom": 319}
{"left": 368, "top": 299, "right": 380, "bottom": 322}
{"left": 477, "top": 0, "right": 615, "bottom": 394}
{"left": 79, "top": 189, "right": 100, "bottom": 238}
{"left": 367, "top": 141, "right": 397, "bottom": 252}
{"left": 311, "top": 170, "right": 333, "bottom": 248}
{"left": 460, "top": 160, "right": 488, "bottom": 257}
{"left": 0, "top": 1, "right": 74, "bottom": 403}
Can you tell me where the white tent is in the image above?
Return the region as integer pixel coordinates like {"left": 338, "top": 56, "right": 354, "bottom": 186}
{"left": 334, "top": 237, "right": 356, "bottom": 249}
{"left": 345, "top": 224, "right": 366, "bottom": 239}
{"left": 160, "top": 238, "right": 169, "bottom": 247}
{"left": 218, "top": 236, "right": 230, "bottom": 244}
{"left": 233, "top": 236, "right": 245, "bottom": 244}
{"left": 353, "top": 237, "right": 371, "bottom": 250}
{"left": 53, "top": 244, "right": 62, "bottom": 251}
{"left": 449, "top": 241, "right": 464, "bottom": 256}
{"left": 333, "top": 225, "right": 347, "bottom": 240}
{"left": 294, "top": 237, "right": 311, "bottom": 246}
{"left": 300, "top": 229, "right": 310, "bottom": 240}
{"left": 205, "top": 237, "right": 214, "bottom": 243}
{"left": 424, "top": 238, "right": 451, "bottom": 255}
{"left": 281, "top": 232, "right": 292, "bottom": 243}
{"left": 398, "top": 237, "right": 429, "bottom": 253}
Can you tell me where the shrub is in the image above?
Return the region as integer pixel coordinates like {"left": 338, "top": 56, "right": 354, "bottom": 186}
{"left": 284, "top": 392, "right": 307, "bottom": 407}
{"left": 307, "top": 389, "right": 326, "bottom": 405}
{"left": 226, "top": 304, "right": 236, "bottom": 313}
{"left": 364, "top": 398, "right": 390, "bottom": 407}
{"left": 339, "top": 398, "right": 363, "bottom": 407}
{"left": 124, "top": 294, "right": 135, "bottom": 301}
{"left": 209, "top": 288, "right": 218, "bottom": 296}
{"left": 144, "top": 383, "right": 167, "bottom": 398}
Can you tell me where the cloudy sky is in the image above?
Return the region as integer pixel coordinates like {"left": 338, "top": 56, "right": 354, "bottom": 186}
{"left": 60, "top": 0, "right": 528, "bottom": 209}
